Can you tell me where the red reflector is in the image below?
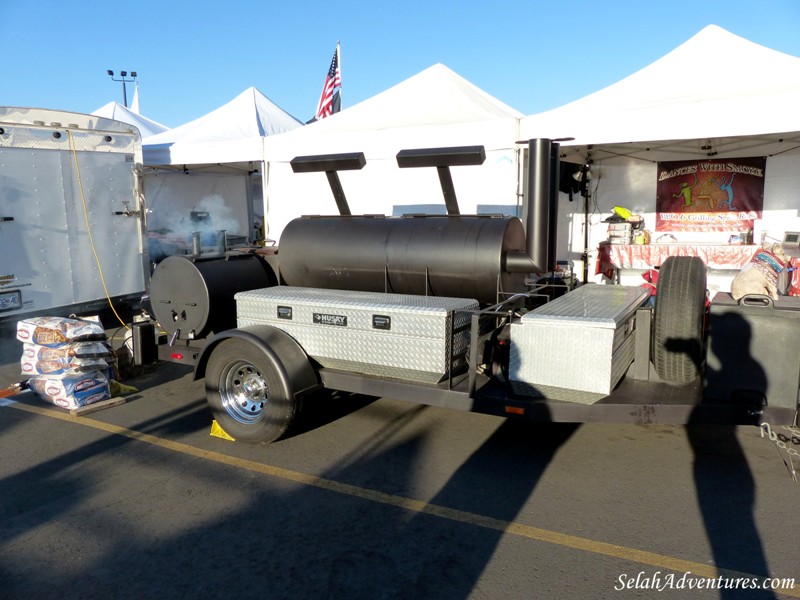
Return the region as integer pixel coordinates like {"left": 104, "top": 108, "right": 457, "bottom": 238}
{"left": 505, "top": 405, "right": 525, "bottom": 415}
{"left": 171, "top": 353, "right": 184, "bottom": 360}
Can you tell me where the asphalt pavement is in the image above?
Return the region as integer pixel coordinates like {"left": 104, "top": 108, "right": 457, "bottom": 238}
{"left": 1, "top": 326, "right": 798, "bottom": 600}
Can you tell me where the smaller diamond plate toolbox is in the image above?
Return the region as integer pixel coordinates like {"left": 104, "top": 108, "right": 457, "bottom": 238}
{"left": 235, "top": 287, "right": 478, "bottom": 383}
{"left": 509, "top": 285, "right": 650, "bottom": 401}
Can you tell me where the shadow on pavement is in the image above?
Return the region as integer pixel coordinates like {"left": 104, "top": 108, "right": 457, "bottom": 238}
{"left": 0, "top": 398, "right": 577, "bottom": 599}
{"left": 686, "top": 312, "right": 776, "bottom": 599}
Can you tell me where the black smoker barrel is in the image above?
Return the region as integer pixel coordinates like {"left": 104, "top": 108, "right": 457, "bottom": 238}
{"left": 149, "top": 254, "right": 278, "bottom": 339}
{"left": 278, "top": 214, "right": 528, "bottom": 305}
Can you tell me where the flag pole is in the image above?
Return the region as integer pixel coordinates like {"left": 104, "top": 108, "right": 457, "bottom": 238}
{"left": 337, "top": 41, "right": 341, "bottom": 110}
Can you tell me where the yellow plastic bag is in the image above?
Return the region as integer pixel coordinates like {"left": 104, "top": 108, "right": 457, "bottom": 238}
{"left": 613, "top": 206, "right": 632, "bottom": 220}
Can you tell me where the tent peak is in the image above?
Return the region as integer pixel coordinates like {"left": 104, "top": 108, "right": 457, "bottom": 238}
{"left": 91, "top": 101, "right": 170, "bottom": 138}
{"left": 142, "top": 84, "right": 303, "bottom": 165}
{"left": 677, "top": 23, "right": 800, "bottom": 62}
{"left": 369, "top": 63, "right": 523, "bottom": 119}
{"left": 519, "top": 24, "right": 800, "bottom": 148}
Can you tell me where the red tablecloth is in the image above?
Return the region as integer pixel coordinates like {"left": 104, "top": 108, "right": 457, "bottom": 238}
{"left": 596, "top": 242, "right": 800, "bottom": 295}
{"left": 597, "top": 243, "right": 757, "bottom": 278}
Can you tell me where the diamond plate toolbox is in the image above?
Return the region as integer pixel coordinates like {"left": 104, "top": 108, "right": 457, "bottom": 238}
{"left": 235, "top": 287, "right": 478, "bottom": 383}
{"left": 509, "top": 285, "right": 650, "bottom": 401}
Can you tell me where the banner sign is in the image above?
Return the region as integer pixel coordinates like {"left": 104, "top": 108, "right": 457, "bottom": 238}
{"left": 655, "top": 157, "right": 765, "bottom": 232}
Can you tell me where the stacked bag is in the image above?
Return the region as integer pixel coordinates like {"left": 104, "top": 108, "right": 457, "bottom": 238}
{"left": 17, "top": 317, "right": 114, "bottom": 409}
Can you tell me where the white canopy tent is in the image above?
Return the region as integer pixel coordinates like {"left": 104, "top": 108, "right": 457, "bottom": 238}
{"left": 261, "top": 64, "right": 523, "bottom": 241}
{"left": 518, "top": 25, "right": 800, "bottom": 284}
{"left": 519, "top": 25, "right": 800, "bottom": 159}
{"left": 143, "top": 87, "right": 303, "bottom": 166}
{"left": 92, "top": 102, "right": 170, "bottom": 138}
{"left": 141, "top": 87, "right": 303, "bottom": 259}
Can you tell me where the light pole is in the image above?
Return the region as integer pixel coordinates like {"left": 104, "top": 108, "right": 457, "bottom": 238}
{"left": 107, "top": 70, "right": 137, "bottom": 107}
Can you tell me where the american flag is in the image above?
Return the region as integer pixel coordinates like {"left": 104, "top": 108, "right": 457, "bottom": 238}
{"left": 314, "top": 43, "right": 341, "bottom": 120}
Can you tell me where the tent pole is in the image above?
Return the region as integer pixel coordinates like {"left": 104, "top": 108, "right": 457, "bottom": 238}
{"left": 582, "top": 190, "right": 589, "bottom": 283}
{"left": 261, "top": 161, "right": 270, "bottom": 243}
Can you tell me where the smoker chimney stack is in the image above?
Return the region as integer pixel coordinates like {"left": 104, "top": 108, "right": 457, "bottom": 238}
{"left": 503, "top": 139, "right": 559, "bottom": 275}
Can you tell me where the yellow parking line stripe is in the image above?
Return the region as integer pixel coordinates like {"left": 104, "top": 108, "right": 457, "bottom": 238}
{"left": 7, "top": 401, "right": 798, "bottom": 597}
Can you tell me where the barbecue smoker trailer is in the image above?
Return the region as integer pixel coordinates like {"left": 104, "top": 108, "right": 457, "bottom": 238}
{"left": 146, "top": 141, "right": 800, "bottom": 444}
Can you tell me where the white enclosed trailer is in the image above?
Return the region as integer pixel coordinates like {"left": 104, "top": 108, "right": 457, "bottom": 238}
{"left": 0, "top": 107, "right": 148, "bottom": 322}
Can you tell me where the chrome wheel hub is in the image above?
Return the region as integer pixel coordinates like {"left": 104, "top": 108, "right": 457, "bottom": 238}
{"left": 219, "top": 360, "right": 269, "bottom": 424}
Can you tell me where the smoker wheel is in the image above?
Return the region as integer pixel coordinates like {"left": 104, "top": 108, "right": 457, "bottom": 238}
{"left": 652, "top": 256, "right": 707, "bottom": 385}
{"left": 204, "top": 338, "right": 300, "bottom": 444}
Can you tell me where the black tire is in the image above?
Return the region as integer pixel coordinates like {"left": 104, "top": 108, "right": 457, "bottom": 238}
{"left": 205, "top": 338, "right": 300, "bottom": 444}
{"left": 652, "top": 256, "right": 706, "bottom": 385}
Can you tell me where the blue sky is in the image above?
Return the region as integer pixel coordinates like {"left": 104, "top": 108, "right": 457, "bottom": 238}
{"left": 2, "top": 0, "right": 799, "bottom": 128}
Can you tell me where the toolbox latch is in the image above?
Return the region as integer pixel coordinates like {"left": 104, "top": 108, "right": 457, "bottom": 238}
{"left": 372, "top": 315, "right": 391, "bottom": 330}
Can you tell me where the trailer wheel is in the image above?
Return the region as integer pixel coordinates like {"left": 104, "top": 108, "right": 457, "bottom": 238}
{"left": 652, "top": 256, "right": 707, "bottom": 385}
{"left": 205, "top": 338, "right": 300, "bottom": 444}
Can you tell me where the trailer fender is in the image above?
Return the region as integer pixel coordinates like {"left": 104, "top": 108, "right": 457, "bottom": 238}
{"left": 195, "top": 326, "right": 321, "bottom": 444}
{"left": 194, "top": 325, "right": 319, "bottom": 398}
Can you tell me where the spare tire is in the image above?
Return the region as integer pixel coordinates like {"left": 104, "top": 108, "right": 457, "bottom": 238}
{"left": 652, "top": 256, "right": 707, "bottom": 384}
